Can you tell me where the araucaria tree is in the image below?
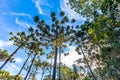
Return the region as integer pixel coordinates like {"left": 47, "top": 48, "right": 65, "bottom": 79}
{"left": 0, "top": 32, "right": 31, "bottom": 70}
{"left": 33, "top": 11, "right": 77, "bottom": 80}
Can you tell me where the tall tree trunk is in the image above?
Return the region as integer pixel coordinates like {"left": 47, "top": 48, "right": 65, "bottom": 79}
{"left": 32, "top": 67, "right": 37, "bottom": 80}
{"left": 32, "top": 73, "right": 36, "bottom": 80}
{"left": 0, "top": 45, "right": 21, "bottom": 70}
{"left": 73, "top": 64, "right": 77, "bottom": 80}
{"left": 49, "top": 58, "right": 52, "bottom": 80}
{"left": 79, "top": 45, "right": 97, "bottom": 80}
{"left": 52, "top": 26, "right": 58, "bottom": 80}
{"left": 52, "top": 47, "right": 58, "bottom": 80}
{"left": 27, "top": 71, "right": 33, "bottom": 80}
{"left": 15, "top": 53, "right": 32, "bottom": 80}
{"left": 24, "top": 52, "right": 37, "bottom": 80}
{"left": 59, "top": 47, "right": 61, "bottom": 80}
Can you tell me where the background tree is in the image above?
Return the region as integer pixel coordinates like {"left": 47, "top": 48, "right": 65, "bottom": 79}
{"left": 0, "top": 49, "right": 14, "bottom": 62}
{"left": 0, "top": 32, "right": 31, "bottom": 70}
{"left": 46, "top": 51, "right": 55, "bottom": 79}
{"left": 0, "top": 70, "right": 23, "bottom": 80}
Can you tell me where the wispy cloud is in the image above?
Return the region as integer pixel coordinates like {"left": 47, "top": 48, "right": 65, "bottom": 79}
{"left": 0, "top": 39, "right": 13, "bottom": 49}
{"left": 32, "top": 0, "right": 43, "bottom": 14}
{"left": 15, "top": 18, "right": 31, "bottom": 29}
{"left": 60, "top": 0, "right": 86, "bottom": 20}
{"left": 0, "top": 62, "right": 20, "bottom": 75}
{"left": 2, "top": 12, "right": 31, "bottom": 19}
{"left": 15, "top": 57, "right": 23, "bottom": 63}
{"left": 5, "top": 63, "right": 20, "bottom": 75}
{"left": 32, "top": 0, "right": 53, "bottom": 14}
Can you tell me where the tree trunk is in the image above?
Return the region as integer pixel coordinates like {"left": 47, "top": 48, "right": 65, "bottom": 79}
{"left": 27, "top": 71, "right": 33, "bottom": 80}
{"left": 0, "top": 45, "right": 21, "bottom": 70}
{"left": 15, "top": 53, "right": 32, "bottom": 80}
{"left": 32, "top": 73, "right": 36, "bottom": 80}
{"left": 73, "top": 64, "right": 77, "bottom": 80}
{"left": 49, "top": 58, "right": 52, "bottom": 80}
{"left": 24, "top": 52, "right": 37, "bottom": 80}
{"left": 59, "top": 47, "right": 61, "bottom": 80}
{"left": 52, "top": 26, "right": 58, "bottom": 80}
{"left": 32, "top": 67, "right": 37, "bottom": 80}
{"left": 79, "top": 45, "right": 97, "bottom": 80}
{"left": 52, "top": 47, "right": 58, "bottom": 80}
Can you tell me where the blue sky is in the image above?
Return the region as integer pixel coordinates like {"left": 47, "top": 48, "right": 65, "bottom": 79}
{"left": 0, "top": 0, "right": 85, "bottom": 78}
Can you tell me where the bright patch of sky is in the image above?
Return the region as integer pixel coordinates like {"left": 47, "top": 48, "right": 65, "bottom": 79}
{"left": 0, "top": 40, "right": 13, "bottom": 49}
{"left": 60, "top": 45, "right": 83, "bottom": 67}
{"left": 0, "top": 0, "right": 85, "bottom": 78}
{"left": 60, "top": 0, "right": 86, "bottom": 20}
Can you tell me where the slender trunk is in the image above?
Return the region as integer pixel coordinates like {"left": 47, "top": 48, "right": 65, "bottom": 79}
{"left": 27, "top": 67, "right": 36, "bottom": 80}
{"left": 0, "top": 45, "right": 21, "bottom": 70}
{"left": 32, "top": 68, "right": 37, "bottom": 80}
{"left": 32, "top": 73, "right": 36, "bottom": 80}
{"left": 49, "top": 58, "right": 52, "bottom": 80}
{"left": 15, "top": 53, "right": 32, "bottom": 80}
{"left": 24, "top": 52, "right": 37, "bottom": 80}
{"left": 52, "top": 47, "right": 58, "bottom": 80}
{"left": 52, "top": 25, "right": 58, "bottom": 80}
{"left": 27, "top": 71, "right": 33, "bottom": 80}
{"left": 59, "top": 47, "right": 61, "bottom": 80}
{"left": 73, "top": 64, "right": 77, "bottom": 80}
{"left": 79, "top": 45, "right": 97, "bottom": 80}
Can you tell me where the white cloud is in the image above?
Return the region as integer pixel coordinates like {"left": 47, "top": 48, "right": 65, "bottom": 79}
{"left": 32, "top": 0, "right": 43, "bottom": 14}
{"left": 2, "top": 12, "right": 31, "bottom": 19}
{"left": 60, "top": 45, "right": 83, "bottom": 67}
{"left": 15, "top": 57, "right": 23, "bottom": 63}
{"left": 0, "top": 39, "right": 13, "bottom": 49}
{"left": 32, "top": 0, "right": 52, "bottom": 14}
{"left": 15, "top": 18, "right": 30, "bottom": 28}
{"left": 6, "top": 41, "right": 13, "bottom": 46}
{"left": 60, "top": 0, "right": 86, "bottom": 20}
